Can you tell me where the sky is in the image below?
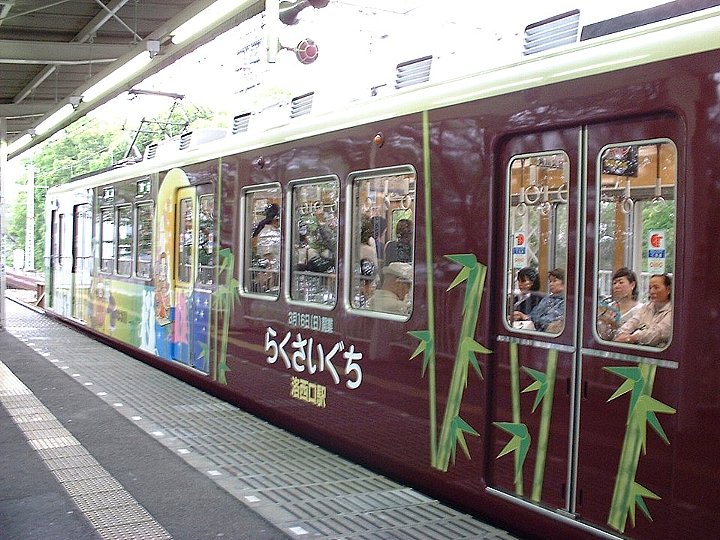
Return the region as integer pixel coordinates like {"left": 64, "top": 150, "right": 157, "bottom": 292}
{"left": 90, "top": 0, "right": 669, "bottom": 125}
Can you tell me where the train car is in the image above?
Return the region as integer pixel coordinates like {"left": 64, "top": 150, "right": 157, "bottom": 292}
{"left": 45, "top": 5, "right": 720, "bottom": 539}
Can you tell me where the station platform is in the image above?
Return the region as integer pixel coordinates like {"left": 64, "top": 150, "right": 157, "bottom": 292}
{"left": 0, "top": 298, "right": 518, "bottom": 540}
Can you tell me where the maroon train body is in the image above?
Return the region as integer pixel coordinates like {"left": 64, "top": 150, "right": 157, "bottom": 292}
{"left": 46, "top": 7, "right": 720, "bottom": 539}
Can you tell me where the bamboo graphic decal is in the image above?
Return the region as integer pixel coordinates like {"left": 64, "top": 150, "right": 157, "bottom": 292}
{"left": 410, "top": 254, "right": 490, "bottom": 471}
{"left": 494, "top": 422, "right": 530, "bottom": 490}
{"left": 204, "top": 247, "right": 239, "bottom": 384}
{"left": 524, "top": 348, "right": 558, "bottom": 501}
{"left": 507, "top": 342, "right": 524, "bottom": 494}
{"left": 493, "top": 347, "right": 559, "bottom": 500}
{"left": 605, "top": 364, "right": 676, "bottom": 532}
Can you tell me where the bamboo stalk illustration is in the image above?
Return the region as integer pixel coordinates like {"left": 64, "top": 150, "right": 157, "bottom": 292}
{"left": 509, "top": 342, "right": 524, "bottom": 495}
{"left": 525, "top": 348, "right": 558, "bottom": 501}
{"left": 605, "top": 363, "right": 676, "bottom": 532}
{"left": 434, "top": 255, "right": 489, "bottom": 471}
{"left": 495, "top": 346, "right": 559, "bottom": 499}
{"left": 211, "top": 247, "right": 239, "bottom": 384}
{"left": 421, "top": 109, "right": 438, "bottom": 464}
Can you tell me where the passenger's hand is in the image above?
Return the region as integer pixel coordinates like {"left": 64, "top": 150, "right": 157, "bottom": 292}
{"left": 614, "top": 332, "right": 636, "bottom": 344}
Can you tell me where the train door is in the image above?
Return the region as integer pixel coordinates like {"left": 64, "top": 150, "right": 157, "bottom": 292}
{"left": 48, "top": 207, "right": 59, "bottom": 308}
{"left": 71, "top": 203, "right": 92, "bottom": 321}
{"left": 488, "top": 116, "right": 682, "bottom": 537}
{"left": 172, "top": 185, "right": 214, "bottom": 372}
{"left": 576, "top": 116, "right": 681, "bottom": 538}
{"left": 488, "top": 127, "right": 581, "bottom": 516}
{"left": 48, "top": 207, "right": 73, "bottom": 316}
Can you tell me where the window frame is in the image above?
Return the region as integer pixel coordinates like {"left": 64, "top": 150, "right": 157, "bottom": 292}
{"left": 284, "top": 175, "right": 340, "bottom": 310}
{"left": 176, "top": 195, "right": 194, "bottom": 286}
{"left": 135, "top": 202, "right": 154, "bottom": 280}
{"left": 196, "top": 193, "right": 216, "bottom": 287}
{"left": 99, "top": 206, "right": 115, "bottom": 275}
{"left": 502, "top": 150, "right": 571, "bottom": 336}
{"left": 344, "top": 165, "right": 417, "bottom": 320}
{"left": 592, "top": 137, "right": 676, "bottom": 349}
{"left": 115, "top": 204, "right": 133, "bottom": 277}
{"left": 239, "top": 182, "right": 283, "bottom": 300}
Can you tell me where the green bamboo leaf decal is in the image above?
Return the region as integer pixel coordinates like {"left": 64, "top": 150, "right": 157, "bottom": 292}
{"left": 632, "top": 394, "right": 676, "bottom": 452}
{"left": 409, "top": 330, "right": 434, "bottom": 377}
{"left": 434, "top": 255, "right": 489, "bottom": 472}
{"left": 462, "top": 336, "right": 489, "bottom": 380}
{"left": 604, "top": 366, "right": 645, "bottom": 415}
{"left": 451, "top": 416, "right": 480, "bottom": 462}
{"left": 607, "top": 363, "right": 674, "bottom": 533}
{"left": 445, "top": 254, "right": 480, "bottom": 313}
{"left": 447, "top": 265, "right": 471, "bottom": 290}
{"left": 629, "top": 482, "right": 661, "bottom": 527}
{"left": 198, "top": 342, "right": 209, "bottom": 372}
{"left": 521, "top": 367, "right": 547, "bottom": 413}
{"left": 494, "top": 422, "right": 531, "bottom": 483}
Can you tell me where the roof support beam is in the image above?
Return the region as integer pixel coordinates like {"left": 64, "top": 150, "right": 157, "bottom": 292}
{"left": 0, "top": 102, "right": 56, "bottom": 117}
{"left": 0, "top": 39, "right": 126, "bottom": 64}
{"left": 12, "top": 0, "right": 132, "bottom": 105}
{"left": 90, "top": 0, "right": 141, "bottom": 42}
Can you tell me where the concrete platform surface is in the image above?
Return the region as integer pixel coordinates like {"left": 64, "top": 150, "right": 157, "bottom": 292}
{"left": 0, "top": 299, "right": 518, "bottom": 539}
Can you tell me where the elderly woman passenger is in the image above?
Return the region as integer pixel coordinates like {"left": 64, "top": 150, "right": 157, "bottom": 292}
{"left": 368, "top": 262, "right": 412, "bottom": 315}
{"left": 614, "top": 273, "right": 672, "bottom": 347}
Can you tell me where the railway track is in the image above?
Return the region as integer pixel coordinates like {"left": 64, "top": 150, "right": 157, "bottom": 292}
{"left": 4, "top": 269, "right": 44, "bottom": 307}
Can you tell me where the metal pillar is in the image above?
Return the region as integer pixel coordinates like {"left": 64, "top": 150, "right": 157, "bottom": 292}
{"left": 0, "top": 117, "right": 7, "bottom": 329}
{"left": 25, "top": 164, "right": 34, "bottom": 271}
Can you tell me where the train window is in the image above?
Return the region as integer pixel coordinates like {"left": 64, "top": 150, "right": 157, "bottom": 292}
{"left": 57, "top": 213, "right": 64, "bottom": 263}
{"left": 197, "top": 194, "right": 215, "bottom": 286}
{"left": 595, "top": 141, "right": 675, "bottom": 348}
{"left": 348, "top": 168, "right": 416, "bottom": 318}
{"left": 242, "top": 184, "right": 282, "bottom": 298}
{"left": 50, "top": 209, "right": 60, "bottom": 264}
{"left": 135, "top": 203, "right": 153, "bottom": 279}
{"left": 72, "top": 204, "right": 92, "bottom": 274}
{"left": 100, "top": 207, "right": 115, "bottom": 274}
{"left": 116, "top": 205, "right": 132, "bottom": 276}
{"left": 177, "top": 197, "right": 193, "bottom": 284}
{"left": 505, "top": 152, "right": 569, "bottom": 334}
{"left": 287, "top": 177, "right": 339, "bottom": 307}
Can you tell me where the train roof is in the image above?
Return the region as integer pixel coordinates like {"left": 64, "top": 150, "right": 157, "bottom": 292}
{"left": 48, "top": 5, "right": 720, "bottom": 197}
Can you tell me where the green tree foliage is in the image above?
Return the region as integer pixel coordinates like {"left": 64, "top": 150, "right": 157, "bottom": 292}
{"left": 6, "top": 104, "right": 216, "bottom": 270}
{"left": 6, "top": 118, "right": 119, "bottom": 269}
{"left": 125, "top": 102, "right": 214, "bottom": 159}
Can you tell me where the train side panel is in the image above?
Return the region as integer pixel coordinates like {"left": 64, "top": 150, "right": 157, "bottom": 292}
{"left": 43, "top": 40, "right": 720, "bottom": 540}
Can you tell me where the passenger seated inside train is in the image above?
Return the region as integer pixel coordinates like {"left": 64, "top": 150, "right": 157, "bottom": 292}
{"left": 357, "top": 216, "right": 379, "bottom": 302}
{"left": 251, "top": 203, "right": 281, "bottom": 292}
{"left": 510, "top": 267, "right": 544, "bottom": 325}
{"left": 513, "top": 268, "right": 565, "bottom": 333}
{"left": 597, "top": 267, "right": 642, "bottom": 341}
{"left": 368, "top": 262, "right": 412, "bottom": 316}
{"left": 614, "top": 273, "right": 672, "bottom": 347}
{"left": 384, "top": 219, "right": 413, "bottom": 265}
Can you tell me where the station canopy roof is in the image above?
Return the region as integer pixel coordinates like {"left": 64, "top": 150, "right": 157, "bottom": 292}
{"left": 0, "top": 0, "right": 264, "bottom": 159}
